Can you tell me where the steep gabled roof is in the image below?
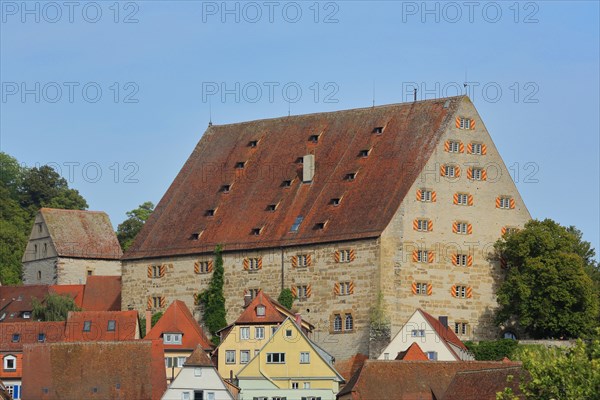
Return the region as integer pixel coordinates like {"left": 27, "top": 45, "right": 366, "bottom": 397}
{"left": 234, "top": 291, "right": 286, "bottom": 325}
{"left": 65, "top": 311, "right": 138, "bottom": 341}
{"left": 396, "top": 342, "right": 429, "bottom": 361}
{"left": 124, "top": 97, "right": 462, "bottom": 259}
{"left": 419, "top": 309, "right": 468, "bottom": 351}
{"left": 145, "top": 300, "right": 212, "bottom": 350}
{"left": 80, "top": 276, "right": 121, "bottom": 311}
{"left": 39, "top": 208, "right": 122, "bottom": 259}
{"left": 337, "top": 360, "right": 523, "bottom": 400}
{"left": 335, "top": 353, "right": 369, "bottom": 382}
{"left": 22, "top": 340, "right": 167, "bottom": 400}
{"left": 184, "top": 344, "right": 215, "bottom": 367}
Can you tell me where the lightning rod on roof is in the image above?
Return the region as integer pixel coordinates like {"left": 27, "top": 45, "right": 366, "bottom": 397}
{"left": 208, "top": 98, "right": 213, "bottom": 127}
{"left": 413, "top": 88, "right": 417, "bottom": 102}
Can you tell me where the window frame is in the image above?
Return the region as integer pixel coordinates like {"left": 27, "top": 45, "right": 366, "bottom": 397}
{"left": 300, "top": 351, "right": 310, "bottom": 364}
{"left": 3, "top": 355, "right": 16, "bottom": 371}
{"left": 240, "top": 350, "right": 250, "bottom": 364}
{"left": 255, "top": 326, "right": 265, "bottom": 339}
{"left": 411, "top": 329, "right": 425, "bottom": 337}
{"left": 339, "top": 249, "right": 351, "bottom": 263}
{"left": 333, "top": 314, "right": 342, "bottom": 332}
{"left": 448, "top": 140, "right": 460, "bottom": 153}
{"left": 240, "top": 327, "right": 250, "bottom": 340}
{"left": 266, "top": 352, "right": 286, "bottom": 364}
{"left": 225, "top": 350, "right": 236, "bottom": 364}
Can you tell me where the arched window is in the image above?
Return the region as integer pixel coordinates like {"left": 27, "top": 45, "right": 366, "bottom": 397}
{"left": 345, "top": 314, "right": 353, "bottom": 331}
{"left": 3, "top": 355, "right": 16, "bottom": 371}
{"left": 333, "top": 314, "right": 342, "bottom": 332}
{"left": 503, "top": 331, "right": 517, "bottom": 340}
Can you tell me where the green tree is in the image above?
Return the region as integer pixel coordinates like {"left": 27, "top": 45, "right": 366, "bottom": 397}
{"left": 19, "top": 165, "right": 87, "bottom": 212}
{"left": 277, "top": 288, "right": 295, "bottom": 310}
{"left": 498, "top": 338, "right": 600, "bottom": 400}
{"left": 32, "top": 293, "right": 80, "bottom": 321}
{"left": 465, "top": 339, "right": 519, "bottom": 361}
{"left": 116, "top": 201, "right": 155, "bottom": 251}
{"left": 139, "top": 311, "right": 164, "bottom": 337}
{"left": 196, "top": 245, "right": 227, "bottom": 345}
{"left": 495, "top": 219, "right": 599, "bottom": 339}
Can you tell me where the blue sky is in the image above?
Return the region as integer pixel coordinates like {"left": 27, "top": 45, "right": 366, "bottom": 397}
{"left": 1, "top": 1, "right": 599, "bottom": 257}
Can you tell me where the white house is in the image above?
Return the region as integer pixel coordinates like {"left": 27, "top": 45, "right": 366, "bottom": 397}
{"left": 161, "top": 345, "right": 237, "bottom": 400}
{"left": 378, "top": 309, "right": 474, "bottom": 361}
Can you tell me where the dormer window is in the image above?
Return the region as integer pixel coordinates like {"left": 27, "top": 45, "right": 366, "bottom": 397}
{"left": 309, "top": 134, "right": 320, "bottom": 143}
{"left": 331, "top": 198, "right": 341, "bottom": 206}
{"left": 163, "top": 333, "right": 183, "bottom": 345}
{"left": 206, "top": 209, "right": 216, "bottom": 217}
{"left": 22, "top": 311, "right": 31, "bottom": 319}
{"left": 235, "top": 161, "right": 246, "bottom": 169}
{"left": 315, "top": 221, "right": 327, "bottom": 230}
{"left": 191, "top": 231, "right": 202, "bottom": 240}
{"left": 282, "top": 179, "right": 293, "bottom": 187}
{"left": 359, "top": 149, "right": 370, "bottom": 157}
{"left": 256, "top": 305, "right": 266, "bottom": 316}
{"left": 267, "top": 204, "right": 278, "bottom": 212}
{"left": 221, "top": 184, "right": 231, "bottom": 193}
{"left": 345, "top": 173, "right": 357, "bottom": 181}
{"left": 249, "top": 140, "right": 259, "bottom": 148}
{"left": 251, "top": 228, "right": 262, "bottom": 236}
{"left": 373, "top": 126, "right": 384, "bottom": 134}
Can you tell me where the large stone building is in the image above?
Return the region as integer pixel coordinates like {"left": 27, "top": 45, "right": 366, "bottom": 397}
{"left": 121, "top": 96, "right": 530, "bottom": 360}
{"left": 22, "top": 208, "right": 122, "bottom": 285}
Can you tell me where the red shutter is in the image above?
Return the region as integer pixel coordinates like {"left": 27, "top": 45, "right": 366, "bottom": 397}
{"left": 348, "top": 282, "right": 355, "bottom": 295}
{"left": 306, "top": 254, "right": 312, "bottom": 266}
{"left": 466, "top": 287, "right": 473, "bottom": 298}
{"left": 427, "top": 283, "right": 433, "bottom": 296}
{"left": 467, "top": 168, "right": 473, "bottom": 180}
{"left": 451, "top": 285, "right": 457, "bottom": 297}
{"left": 452, "top": 254, "right": 458, "bottom": 266}
{"left": 470, "top": 120, "right": 475, "bottom": 129}
{"left": 207, "top": 260, "right": 214, "bottom": 273}
{"left": 428, "top": 251, "right": 434, "bottom": 263}
{"left": 159, "top": 264, "right": 166, "bottom": 277}
{"left": 444, "top": 141, "right": 450, "bottom": 152}
{"left": 291, "top": 256, "right": 298, "bottom": 268}
{"left": 455, "top": 117, "right": 461, "bottom": 128}
{"left": 349, "top": 249, "right": 356, "bottom": 262}
{"left": 440, "top": 165, "right": 446, "bottom": 176}
{"left": 416, "top": 189, "right": 422, "bottom": 201}
{"left": 243, "top": 258, "right": 249, "bottom": 271}
{"left": 412, "top": 250, "right": 419, "bottom": 262}
{"left": 334, "top": 251, "right": 340, "bottom": 263}
{"left": 452, "top": 222, "right": 458, "bottom": 233}
{"left": 467, "top": 255, "right": 473, "bottom": 267}
{"left": 501, "top": 226, "right": 507, "bottom": 236}
{"left": 291, "top": 286, "right": 297, "bottom": 297}
{"left": 147, "top": 266, "right": 152, "bottom": 278}
{"left": 496, "top": 197, "right": 501, "bottom": 208}
{"left": 413, "top": 219, "right": 419, "bottom": 231}
{"left": 194, "top": 262, "right": 200, "bottom": 274}
{"left": 307, "top": 284, "right": 312, "bottom": 298}
{"left": 427, "top": 220, "right": 433, "bottom": 232}
{"left": 147, "top": 297, "right": 152, "bottom": 310}
{"left": 467, "top": 143, "right": 473, "bottom": 154}
{"left": 453, "top": 193, "right": 459, "bottom": 205}
{"left": 481, "top": 169, "right": 487, "bottom": 181}
{"left": 411, "top": 282, "right": 417, "bottom": 295}
{"left": 160, "top": 297, "right": 166, "bottom": 308}
{"left": 431, "top": 191, "right": 437, "bottom": 202}
{"left": 468, "top": 194, "right": 474, "bottom": 206}
{"left": 510, "top": 198, "right": 516, "bottom": 209}
{"left": 481, "top": 144, "right": 487, "bottom": 155}
{"left": 257, "top": 258, "right": 263, "bottom": 270}
{"left": 455, "top": 166, "right": 461, "bottom": 177}
{"left": 459, "top": 142, "right": 465, "bottom": 153}
{"left": 467, "top": 224, "right": 473, "bottom": 235}
{"left": 334, "top": 283, "right": 340, "bottom": 296}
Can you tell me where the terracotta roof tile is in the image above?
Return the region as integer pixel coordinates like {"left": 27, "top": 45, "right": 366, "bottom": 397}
{"left": 49, "top": 285, "right": 85, "bottom": 308}
{"left": 145, "top": 300, "right": 213, "bottom": 350}
{"left": 396, "top": 342, "right": 429, "bottom": 361}
{"left": 40, "top": 208, "right": 122, "bottom": 259}
{"left": 338, "top": 360, "right": 523, "bottom": 400}
{"left": 80, "top": 276, "right": 121, "bottom": 311}
{"left": 124, "top": 97, "right": 462, "bottom": 259}
{"left": 184, "top": 344, "right": 214, "bottom": 367}
{"left": 0, "top": 285, "right": 49, "bottom": 322}
{"left": 22, "top": 340, "right": 167, "bottom": 400}
{"left": 419, "top": 309, "right": 468, "bottom": 351}
{"left": 442, "top": 367, "right": 526, "bottom": 400}
{"left": 65, "top": 311, "right": 139, "bottom": 342}
{"left": 0, "top": 322, "right": 66, "bottom": 352}
{"left": 234, "top": 291, "right": 286, "bottom": 325}
{"left": 335, "top": 353, "right": 368, "bottom": 382}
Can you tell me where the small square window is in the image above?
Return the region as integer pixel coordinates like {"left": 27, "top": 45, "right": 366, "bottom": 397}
{"left": 285, "top": 329, "right": 293, "bottom": 337}
{"left": 415, "top": 283, "right": 429, "bottom": 295}
{"left": 448, "top": 141, "right": 461, "bottom": 153}
{"left": 426, "top": 351, "right": 438, "bottom": 360}
{"left": 191, "top": 232, "right": 202, "bottom": 240}
{"left": 282, "top": 179, "right": 293, "bottom": 187}
{"left": 359, "top": 149, "right": 370, "bottom": 157}
{"left": 225, "top": 350, "right": 236, "bottom": 364}
{"left": 240, "top": 350, "right": 250, "bottom": 364}
{"left": 38, "top": 333, "right": 46, "bottom": 342}
{"left": 459, "top": 117, "right": 472, "bottom": 130}
{"left": 205, "top": 209, "right": 216, "bottom": 217}
{"left": 255, "top": 326, "right": 265, "bottom": 339}
{"left": 300, "top": 352, "right": 310, "bottom": 363}
{"left": 292, "top": 382, "right": 299, "bottom": 389}
{"left": 309, "top": 134, "right": 320, "bottom": 143}
{"left": 240, "top": 327, "right": 250, "bottom": 340}
{"left": 194, "top": 367, "right": 202, "bottom": 377}
{"left": 256, "top": 305, "right": 266, "bottom": 316}
{"left": 315, "top": 222, "right": 326, "bottom": 230}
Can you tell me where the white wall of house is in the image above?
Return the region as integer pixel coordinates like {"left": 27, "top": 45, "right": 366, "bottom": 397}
{"left": 161, "top": 365, "right": 234, "bottom": 400}
{"left": 377, "top": 311, "right": 458, "bottom": 361}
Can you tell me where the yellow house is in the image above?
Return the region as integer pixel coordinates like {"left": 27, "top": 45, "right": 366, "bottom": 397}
{"left": 236, "top": 317, "right": 345, "bottom": 400}
{"left": 215, "top": 290, "right": 314, "bottom": 380}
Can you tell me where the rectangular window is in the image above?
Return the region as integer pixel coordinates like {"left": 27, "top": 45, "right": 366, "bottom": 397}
{"left": 300, "top": 352, "right": 310, "bottom": 364}
{"left": 240, "top": 327, "right": 250, "bottom": 340}
{"left": 255, "top": 327, "right": 265, "bottom": 339}
{"left": 457, "top": 193, "right": 469, "bottom": 205}
{"left": 248, "top": 288, "right": 259, "bottom": 299}
{"left": 303, "top": 382, "right": 311, "bottom": 389}
{"left": 345, "top": 313, "right": 354, "bottom": 331}
{"left": 248, "top": 258, "right": 260, "bottom": 271}
{"left": 297, "top": 254, "right": 308, "bottom": 267}
{"left": 456, "top": 222, "right": 468, "bottom": 234}
{"left": 416, "top": 282, "right": 428, "bottom": 295}
{"left": 454, "top": 322, "right": 469, "bottom": 335}
{"left": 456, "top": 254, "right": 468, "bottom": 266}
{"left": 296, "top": 285, "right": 308, "bottom": 300}
{"left": 448, "top": 140, "right": 460, "bottom": 153}
{"left": 194, "top": 368, "right": 202, "bottom": 377}
{"left": 445, "top": 165, "right": 457, "bottom": 177}
{"left": 455, "top": 285, "right": 467, "bottom": 298}
{"left": 339, "top": 249, "right": 351, "bottom": 262}
{"left": 163, "top": 333, "right": 182, "bottom": 345}
{"left": 426, "top": 351, "right": 438, "bottom": 360}
{"left": 471, "top": 143, "right": 482, "bottom": 155}
{"left": 471, "top": 168, "right": 483, "bottom": 180}
{"left": 83, "top": 321, "right": 91, "bottom": 332}
{"left": 417, "top": 250, "right": 429, "bottom": 263}
{"left": 419, "top": 189, "right": 432, "bottom": 202}
{"left": 339, "top": 281, "right": 351, "bottom": 296}
{"left": 152, "top": 265, "right": 162, "bottom": 278}
{"left": 152, "top": 297, "right": 162, "bottom": 308}
{"left": 197, "top": 261, "right": 210, "bottom": 273}
{"left": 411, "top": 329, "right": 425, "bottom": 337}
{"left": 38, "top": 333, "right": 45, "bottom": 342}
{"left": 107, "top": 320, "right": 116, "bottom": 332}
{"left": 416, "top": 219, "right": 429, "bottom": 232}
{"left": 333, "top": 314, "right": 342, "bottom": 332}
{"left": 182, "top": 392, "right": 190, "bottom": 400}
{"left": 271, "top": 326, "right": 278, "bottom": 336}
{"left": 499, "top": 196, "right": 512, "bottom": 209}
{"left": 225, "top": 350, "right": 236, "bottom": 364}
{"left": 292, "top": 382, "right": 299, "bottom": 389}
{"left": 178, "top": 357, "right": 186, "bottom": 367}
{"left": 266, "top": 352, "right": 286, "bottom": 364}
{"left": 240, "top": 350, "right": 250, "bottom": 364}
{"left": 205, "top": 393, "right": 215, "bottom": 400}
{"left": 459, "top": 118, "right": 472, "bottom": 130}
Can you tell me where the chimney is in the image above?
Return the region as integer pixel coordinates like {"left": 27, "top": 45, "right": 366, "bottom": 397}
{"left": 294, "top": 313, "right": 302, "bottom": 327}
{"left": 146, "top": 310, "right": 152, "bottom": 336}
{"left": 438, "top": 316, "right": 448, "bottom": 328}
{"left": 302, "top": 154, "right": 315, "bottom": 183}
{"left": 243, "top": 293, "right": 252, "bottom": 308}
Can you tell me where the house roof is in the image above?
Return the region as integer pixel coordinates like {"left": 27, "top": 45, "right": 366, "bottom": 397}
{"left": 335, "top": 353, "right": 369, "bottom": 382}
{"left": 0, "top": 285, "right": 49, "bottom": 322}
{"left": 39, "top": 208, "right": 122, "bottom": 259}
{"left": 442, "top": 367, "right": 526, "bottom": 400}
{"left": 0, "top": 321, "right": 67, "bottom": 352}
{"left": 395, "top": 342, "right": 429, "bottom": 361}
{"left": 419, "top": 309, "right": 468, "bottom": 351}
{"left": 80, "top": 276, "right": 121, "bottom": 311}
{"left": 184, "top": 344, "right": 215, "bottom": 367}
{"left": 124, "top": 97, "right": 462, "bottom": 259}
{"left": 49, "top": 285, "right": 85, "bottom": 308}
{"left": 337, "top": 360, "right": 522, "bottom": 400}
{"left": 65, "top": 311, "right": 138, "bottom": 342}
{"left": 21, "top": 340, "right": 167, "bottom": 400}
{"left": 145, "top": 300, "right": 213, "bottom": 350}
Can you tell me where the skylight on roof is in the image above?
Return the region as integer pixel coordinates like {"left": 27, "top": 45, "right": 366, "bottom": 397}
{"left": 309, "top": 134, "right": 320, "bottom": 143}
{"left": 359, "top": 149, "right": 371, "bottom": 157}
{"left": 251, "top": 228, "right": 262, "bottom": 235}
{"left": 373, "top": 126, "right": 384, "bottom": 134}
{"left": 331, "top": 198, "right": 341, "bottom": 206}
{"left": 206, "top": 209, "right": 216, "bottom": 217}
{"left": 346, "top": 172, "right": 357, "bottom": 181}
{"left": 191, "top": 231, "right": 203, "bottom": 240}
{"left": 249, "top": 140, "right": 259, "bottom": 147}
{"left": 315, "top": 221, "right": 327, "bottom": 230}
{"left": 235, "top": 161, "right": 246, "bottom": 169}
{"left": 267, "top": 204, "right": 278, "bottom": 212}
{"left": 221, "top": 184, "right": 231, "bottom": 193}
{"left": 290, "top": 216, "right": 304, "bottom": 233}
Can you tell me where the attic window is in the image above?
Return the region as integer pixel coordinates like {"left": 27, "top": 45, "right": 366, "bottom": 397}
{"left": 331, "top": 198, "right": 341, "bottom": 206}
{"left": 12, "top": 334, "right": 20, "bottom": 342}
{"left": 249, "top": 140, "right": 259, "bottom": 147}
{"left": 309, "top": 134, "right": 320, "bottom": 143}
{"left": 359, "top": 149, "right": 371, "bottom": 157}
{"left": 290, "top": 216, "right": 304, "bottom": 233}
{"left": 315, "top": 221, "right": 328, "bottom": 230}
{"left": 256, "top": 305, "right": 266, "bottom": 316}
{"left": 235, "top": 161, "right": 246, "bottom": 169}
{"left": 221, "top": 184, "right": 231, "bottom": 193}
{"left": 206, "top": 209, "right": 216, "bottom": 217}
{"left": 267, "top": 204, "right": 278, "bottom": 212}
{"left": 191, "top": 231, "right": 203, "bottom": 240}
{"left": 282, "top": 179, "right": 293, "bottom": 187}
{"left": 83, "top": 321, "right": 92, "bottom": 332}
{"left": 251, "top": 228, "right": 262, "bottom": 236}
{"left": 38, "top": 333, "right": 46, "bottom": 342}
{"left": 346, "top": 172, "right": 357, "bottom": 181}
{"left": 373, "top": 126, "right": 384, "bottom": 134}
{"left": 107, "top": 320, "right": 116, "bottom": 332}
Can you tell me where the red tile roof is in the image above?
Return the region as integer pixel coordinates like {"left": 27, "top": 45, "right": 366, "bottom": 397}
{"left": 335, "top": 353, "right": 369, "bottom": 382}
{"left": 22, "top": 340, "right": 167, "bottom": 400}
{"left": 234, "top": 291, "right": 286, "bottom": 325}
{"left": 65, "top": 311, "right": 138, "bottom": 342}
{"left": 396, "top": 342, "right": 429, "bottom": 361}
{"left": 184, "top": 344, "right": 215, "bottom": 367}
{"left": 419, "top": 309, "right": 468, "bottom": 351}
{"left": 39, "top": 208, "right": 122, "bottom": 259}
{"left": 145, "top": 300, "right": 213, "bottom": 350}
{"left": 124, "top": 97, "right": 462, "bottom": 259}
{"left": 0, "top": 285, "right": 49, "bottom": 322}
{"left": 442, "top": 367, "right": 526, "bottom": 400}
{"left": 0, "top": 322, "right": 66, "bottom": 352}
{"left": 80, "top": 276, "right": 121, "bottom": 311}
{"left": 337, "top": 360, "right": 523, "bottom": 400}
{"left": 49, "top": 285, "right": 84, "bottom": 308}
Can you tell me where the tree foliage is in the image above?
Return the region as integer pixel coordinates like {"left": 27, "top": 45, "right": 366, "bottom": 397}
{"left": 196, "top": 245, "right": 227, "bottom": 345}
{"left": 465, "top": 339, "right": 520, "bottom": 361}
{"left": 497, "top": 338, "right": 600, "bottom": 400}
{"left": 32, "top": 293, "right": 81, "bottom": 321}
{"left": 0, "top": 152, "right": 88, "bottom": 284}
{"left": 495, "top": 219, "right": 599, "bottom": 339}
{"left": 116, "top": 201, "right": 154, "bottom": 251}
{"left": 139, "top": 311, "right": 164, "bottom": 337}
{"left": 277, "top": 288, "right": 295, "bottom": 310}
